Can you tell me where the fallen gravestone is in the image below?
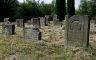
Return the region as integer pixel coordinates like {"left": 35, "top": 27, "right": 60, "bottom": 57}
{"left": 24, "top": 27, "right": 41, "bottom": 40}
{"left": 65, "top": 15, "right": 90, "bottom": 47}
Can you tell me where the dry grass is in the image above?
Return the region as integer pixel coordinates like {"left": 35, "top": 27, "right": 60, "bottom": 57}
{"left": 0, "top": 22, "right": 95, "bottom": 60}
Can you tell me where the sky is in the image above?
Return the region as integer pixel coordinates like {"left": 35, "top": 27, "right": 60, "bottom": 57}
{"left": 18, "top": 0, "right": 80, "bottom": 9}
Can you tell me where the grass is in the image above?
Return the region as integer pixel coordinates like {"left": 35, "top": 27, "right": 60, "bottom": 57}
{"left": 0, "top": 23, "right": 95, "bottom": 60}
{"left": 0, "top": 36, "right": 95, "bottom": 60}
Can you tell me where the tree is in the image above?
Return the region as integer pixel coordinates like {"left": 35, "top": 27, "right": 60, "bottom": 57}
{"left": 0, "top": 0, "right": 19, "bottom": 21}
{"left": 77, "top": 0, "right": 89, "bottom": 15}
{"left": 56, "top": 0, "right": 66, "bottom": 21}
{"left": 67, "top": 0, "right": 75, "bottom": 16}
{"left": 77, "top": 0, "right": 96, "bottom": 16}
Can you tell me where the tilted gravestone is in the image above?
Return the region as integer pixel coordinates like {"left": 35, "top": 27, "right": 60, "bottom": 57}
{"left": 45, "top": 15, "right": 49, "bottom": 26}
{"left": 16, "top": 19, "right": 24, "bottom": 27}
{"left": 65, "top": 15, "right": 90, "bottom": 47}
{"left": 40, "top": 17, "right": 46, "bottom": 26}
{"left": 24, "top": 27, "right": 41, "bottom": 40}
{"left": 32, "top": 18, "right": 40, "bottom": 28}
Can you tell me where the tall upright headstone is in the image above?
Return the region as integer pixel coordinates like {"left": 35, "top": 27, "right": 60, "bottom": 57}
{"left": 53, "top": 14, "right": 58, "bottom": 20}
{"left": 65, "top": 15, "right": 90, "bottom": 47}
{"left": 45, "top": 15, "right": 49, "bottom": 26}
{"left": 40, "top": 17, "right": 46, "bottom": 26}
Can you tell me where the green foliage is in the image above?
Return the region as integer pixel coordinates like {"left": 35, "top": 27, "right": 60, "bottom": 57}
{"left": 0, "top": 0, "right": 55, "bottom": 21}
{"left": 56, "top": 0, "right": 66, "bottom": 21}
{"left": 67, "top": 0, "right": 75, "bottom": 16}
{"left": 77, "top": 0, "right": 96, "bottom": 16}
{"left": 0, "top": 0, "right": 19, "bottom": 21}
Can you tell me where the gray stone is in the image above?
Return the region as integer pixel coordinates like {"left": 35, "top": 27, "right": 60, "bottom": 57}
{"left": 24, "top": 27, "right": 41, "bottom": 40}
{"left": 53, "top": 14, "right": 58, "bottom": 20}
{"left": 65, "top": 15, "right": 90, "bottom": 47}
{"left": 45, "top": 15, "right": 49, "bottom": 26}
{"left": 32, "top": 18, "right": 40, "bottom": 28}
{"left": 40, "top": 17, "right": 46, "bottom": 26}
{"left": 90, "top": 20, "right": 96, "bottom": 34}
{"left": 2, "top": 24, "right": 12, "bottom": 36}
{"left": 31, "top": 18, "right": 33, "bottom": 24}
{"left": 4, "top": 18, "right": 10, "bottom": 25}
{"left": 27, "top": 20, "right": 31, "bottom": 25}
{"left": 16, "top": 19, "right": 24, "bottom": 27}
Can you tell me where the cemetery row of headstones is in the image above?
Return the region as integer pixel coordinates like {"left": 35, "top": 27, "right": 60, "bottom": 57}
{"left": 2, "top": 15, "right": 95, "bottom": 47}
{"left": 2, "top": 15, "right": 60, "bottom": 40}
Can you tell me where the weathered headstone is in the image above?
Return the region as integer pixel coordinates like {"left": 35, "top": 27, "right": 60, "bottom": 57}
{"left": 53, "top": 14, "right": 58, "bottom": 20}
{"left": 16, "top": 19, "right": 24, "bottom": 27}
{"left": 4, "top": 18, "right": 10, "bottom": 25}
{"left": 27, "top": 20, "right": 31, "bottom": 25}
{"left": 4, "top": 18, "right": 9, "bottom": 22}
{"left": 2, "top": 24, "right": 12, "bottom": 36}
{"left": 31, "top": 18, "right": 33, "bottom": 24}
{"left": 65, "top": 15, "right": 90, "bottom": 47}
{"left": 45, "top": 15, "right": 49, "bottom": 26}
{"left": 90, "top": 20, "right": 96, "bottom": 34}
{"left": 40, "top": 17, "right": 46, "bottom": 26}
{"left": 24, "top": 27, "right": 41, "bottom": 40}
{"left": 32, "top": 18, "right": 40, "bottom": 28}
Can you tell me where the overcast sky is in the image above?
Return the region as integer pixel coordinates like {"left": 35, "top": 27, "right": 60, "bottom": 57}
{"left": 18, "top": 0, "right": 80, "bottom": 9}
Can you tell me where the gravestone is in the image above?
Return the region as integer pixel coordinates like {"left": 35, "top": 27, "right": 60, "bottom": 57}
{"left": 24, "top": 27, "right": 41, "bottom": 40}
{"left": 40, "top": 17, "right": 46, "bottom": 26}
{"left": 90, "top": 20, "right": 96, "bottom": 34}
{"left": 16, "top": 19, "right": 24, "bottom": 27}
{"left": 31, "top": 18, "right": 33, "bottom": 24}
{"left": 2, "top": 24, "right": 12, "bottom": 36}
{"left": 27, "top": 20, "right": 31, "bottom": 25}
{"left": 45, "top": 15, "right": 49, "bottom": 26}
{"left": 4, "top": 18, "right": 9, "bottom": 22}
{"left": 65, "top": 15, "right": 90, "bottom": 47}
{"left": 32, "top": 18, "right": 40, "bottom": 28}
{"left": 53, "top": 14, "right": 58, "bottom": 20}
{"left": 4, "top": 18, "right": 10, "bottom": 25}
